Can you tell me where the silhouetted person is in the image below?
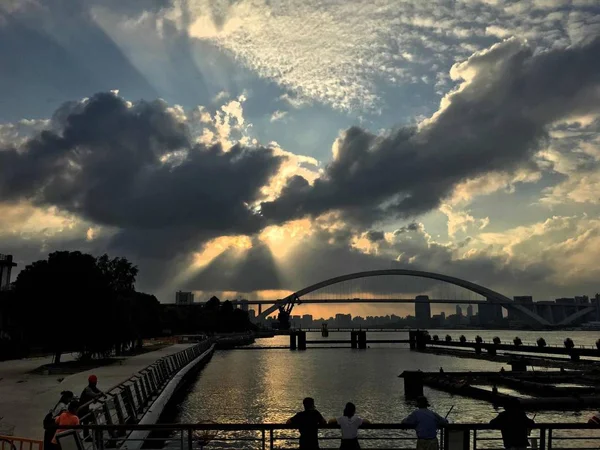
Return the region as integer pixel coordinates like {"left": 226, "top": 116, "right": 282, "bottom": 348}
{"left": 287, "top": 397, "right": 327, "bottom": 450}
{"left": 402, "top": 396, "right": 448, "bottom": 450}
{"left": 79, "top": 375, "right": 102, "bottom": 438}
{"left": 44, "top": 391, "right": 74, "bottom": 450}
{"left": 329, "top": 402, "right": 370, "bottom": 450}
{"left": 53, "top": 401, "right": 80, "bottom": 450}
{"left": 490, "top": 401, "right": 534, "bottom": 450}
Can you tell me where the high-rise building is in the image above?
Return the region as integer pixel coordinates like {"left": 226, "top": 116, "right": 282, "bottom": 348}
{"left": 466, "top": 305, "right": 474, "bottom": 317}
{"left": 456, "top": 305, "right": 463, "bottom": 317}
{"left": 415, "top": 295, "right": 431, "bottom": 328}
{"left": 0, "top": 254, "right": 16, "bottom": 290}
{"left": 239, "top": 299, "right": 249, "bottom": 311}
{"left": 175, "top": 291, "right": 194, "bottom": 305}
{"left": 479, "top": 301, "right": 503, "bottom": 325}
{"left": 302, "top": 314, "right": 314, "bottom": 328}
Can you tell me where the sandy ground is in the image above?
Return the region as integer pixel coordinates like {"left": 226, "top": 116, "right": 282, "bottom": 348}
{"left": 0, "top": 344, "right": 194, "bottom": 440}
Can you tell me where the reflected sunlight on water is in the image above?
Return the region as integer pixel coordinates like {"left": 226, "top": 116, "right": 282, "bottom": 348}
{"left": 177, "top": 331, "right": 600, "bottom": 426}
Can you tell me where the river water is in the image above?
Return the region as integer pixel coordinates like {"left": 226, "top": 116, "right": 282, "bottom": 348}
{"left": 176, "top": 330, "right": 599, "bottom": 427}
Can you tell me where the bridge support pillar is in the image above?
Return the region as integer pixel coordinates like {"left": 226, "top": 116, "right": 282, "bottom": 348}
{"left": 509, "top": 360, "right": 527, "bottom": 372}
{"left": 290, "top": 332, "right": 297, "bottom": 350}
{"left": 298, "top": 331, "right": 306, "bottom": 350}
{"left": 358, "top": 331, "right": 367, "bottom": 349}
{"left": 351, "top": 331, "right": 358, "bottom": 349}
{"left": 402, "top": 371, "right": 424, "bottom": 399}
{"left": 409, "top": 331, "right": 416, "bottom": 350}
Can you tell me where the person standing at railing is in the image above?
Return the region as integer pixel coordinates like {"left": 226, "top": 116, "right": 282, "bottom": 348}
{"left": 78, "top": 375, "right": 102, "bottom": 439}
{"left": 287, "top": 397, "right": 327, "bottom": 450}
{"left": 328, "top": 402, "right": 370, "bottom": 450}
{"left": 489, "top": 400, "right": 535, "bottom": 450}
{"left": 44, "top": 391, "right": 74, "bottom": 450}
{"left": 401, "top": 396, "right": 448, "bottom": 450}
{"left": 52, "top": 401, "right": 80, "bottom": 449}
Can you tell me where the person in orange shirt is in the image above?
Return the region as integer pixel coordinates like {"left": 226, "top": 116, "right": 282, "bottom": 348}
{"left": 52, "top": 401, "right": 80, "bottom": 448}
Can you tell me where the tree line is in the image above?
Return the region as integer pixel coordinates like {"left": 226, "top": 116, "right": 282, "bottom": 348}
{"left": 0, "top": 251, "right": 255, "bottom": 362}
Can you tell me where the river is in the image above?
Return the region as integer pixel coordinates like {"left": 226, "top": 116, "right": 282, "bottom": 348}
{"left": 176, "top": 330, "right": 599, "bottom": 427}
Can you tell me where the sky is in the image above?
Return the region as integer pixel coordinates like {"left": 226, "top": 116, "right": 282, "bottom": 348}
{"left": 1, "top": 0, "right": 600, "bottom": 317}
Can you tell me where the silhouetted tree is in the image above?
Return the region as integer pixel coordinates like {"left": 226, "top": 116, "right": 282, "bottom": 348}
{"left": 96, "top": 254, "right": 138, "bottom": 294}
{"left": 14, "top": 251, "right": 111, "bottom": 363}
{"left": 205, "top": 296, "right": 221, "bottom": 311}
{"left": 11, "top": 251, "right": 155, "bottom": 363}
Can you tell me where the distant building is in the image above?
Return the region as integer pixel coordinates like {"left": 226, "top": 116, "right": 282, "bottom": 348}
{"left": 335, "top": 313, "right": 352, "bottom": 327}
{"left": 466, "top": 305, "right": 473, "bottom": 318}
{"left": 239, "top": 299, "right": 249, "bottom": 311}
{"left": 415, "top": 295, "right": 431, "bottom": 328}
{"left": 291, "top": 315, "right": 302, "bottom": 328}
{"left": 302, "top": 314, "right": 313, "bottom": 328}
{"left": 479, "top": 300, "right": 503, "bottom": 325}
{"left": 456, "top": 305, "right": 463, "bottom": 317}
{"left": 175, "top": 291, "right": 194, "bottom": 305}
{"left": 0, "top": 254, "right": 16, "bottom": 290}
{"left": 248, "top": 309, "right": 256, "bottom": 320}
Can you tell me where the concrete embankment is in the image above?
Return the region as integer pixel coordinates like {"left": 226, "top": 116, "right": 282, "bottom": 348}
{"left": 0, "top": 343, "right": 210, "bottom": 440}
{"left": 123, "top": 342, "right": 215, "bottom": 449}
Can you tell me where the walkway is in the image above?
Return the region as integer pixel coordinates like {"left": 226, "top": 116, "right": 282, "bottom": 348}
{"left": 0, "top": 344, "right": 195, "bottom": 440}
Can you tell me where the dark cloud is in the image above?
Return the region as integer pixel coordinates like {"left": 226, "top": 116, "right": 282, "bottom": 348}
{"left": 0, "top": 92, "right": 285, "bottom": 256}
{"left": 261, "top": 37, "right": 600, "bottom": 226}
{"left": 365, "top": 230, "right": 385, "bottom": 242}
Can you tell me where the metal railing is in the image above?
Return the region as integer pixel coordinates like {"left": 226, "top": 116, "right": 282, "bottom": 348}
{"left": 0, "top": 435, "right": 42, "bottom": 450}
{"left": 56, "top": 422, "right": 600, "bottom": 450}
{"left": 80, "top": 340, "right": 214, "bottom": 429}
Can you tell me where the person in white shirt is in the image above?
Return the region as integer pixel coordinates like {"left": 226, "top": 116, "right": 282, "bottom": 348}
{"left": 328, "top": 402, "right": 370, "bottom": 450}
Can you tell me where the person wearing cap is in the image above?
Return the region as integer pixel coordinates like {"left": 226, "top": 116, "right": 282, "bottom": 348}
{"left": 490, "top": 400, "right": 534, "bottom": 450}
{"left": 402, "top": 396, "right": 448, "bottom": 450}
{"left": 79, "top": 375, "right": 102, "bottom": 438}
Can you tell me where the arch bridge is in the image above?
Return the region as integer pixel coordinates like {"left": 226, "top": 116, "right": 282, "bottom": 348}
{"left": 218, "top": 269, "right": 594, "bottom": 327}
{"left": 243, "top": 269, "right": 558, "bottom": 327}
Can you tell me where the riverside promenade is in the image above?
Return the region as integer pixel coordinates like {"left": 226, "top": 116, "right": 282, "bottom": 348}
{"left": 0, "top": 344, "right": 197, "bottom": 440}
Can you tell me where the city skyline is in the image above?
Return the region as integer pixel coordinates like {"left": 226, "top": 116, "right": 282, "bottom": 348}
{"left": 1, "top": 2, "right": 600, "bottom": 312}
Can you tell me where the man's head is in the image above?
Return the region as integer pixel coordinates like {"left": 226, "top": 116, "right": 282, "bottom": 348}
{"left": 68, "top": 401, "right": 80, "bottom": 414}
{"left": 303, "top": 397, "right": 315, "bottom": 411}
{"left": 504, "top": 398, "right": 523, "bottom": 412}
{"left": 416, "top": 396, "right": 430, "bottom": 408}
{"left": 88, "top": 374, "right": 98, "bottom": 386}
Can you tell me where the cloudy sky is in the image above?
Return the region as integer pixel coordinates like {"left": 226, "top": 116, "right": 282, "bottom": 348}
{"left": 1, "top": 0, "right": 600, "bottom": 317}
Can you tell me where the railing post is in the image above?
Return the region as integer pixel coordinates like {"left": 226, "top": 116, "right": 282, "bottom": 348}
{"left": 547, "top": 427, "right": 552, "bottom": 450}
{"left": 269, "top": 429, "right": 274, "bottom": 450}
{"left": 262, "top": 429, "right": 266, "bottom": 450}
{"left": 187, "top": 428, "right": 193, "bottom": 450}
{"left": 472, "top": 429, "right": 477, "bottom": 450}
{"left": 540, "top": 427, "right": 546, "bottom": 450}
